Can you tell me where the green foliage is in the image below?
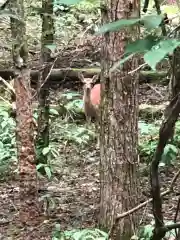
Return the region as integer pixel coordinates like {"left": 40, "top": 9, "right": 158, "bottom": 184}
{"left": 125, "top": 35, "right": 160, "bottom": 55}
{"left": 49, "top": 108, "right": 59, "bottom": 116}
{"left": 96, "top": 15, "right": 163, "bottom": 34}
{"left": 97, "top": 19, "right": 140, "bottom": 34}
{"left": 144, "top": 39, "right": 180, "bottom": 70}
{"left": 61, "top": 91, "right": 84, "bottom": 118}
{"left": 138, "top": 220, "right": 176, "bottom": 240}
{"left": 64, "top": 99, "right": 83, "bottom": 114}
{"left": 36, "top": 143, "right": 59, "bottom": 179}
{"left": 55, "top": 0, "right": 83, "bottom": 5}
{"left": 0, "top": 109, "right": 16, "bottom": 177}
{"left": 53, "top": 0, "right": 100, "bottom": 46}
{"left": 138, "top": 223, "right": 153, "bottom": 240}
{"left": 62, "top": 92, "right": 81, "bottom": 100}
{"left": 55, "top": 0, "right": 98, "bottom": 6}
{"left": 52, "top": 225, "right": 108, "bottom": 240}
{"left": 37, "top": 162, "right": 53, "bottom": 179}
{"left": 138, "top": 120, "right": 179, "bottom": 165}
{"left": 52, "top": 121, "right": 96, "bottom": 146}
{"left": 96, "top": 12, "right": 180, "bottom": 71}
{"left": 160, "top": 144, "right": 178, "bottom": 166}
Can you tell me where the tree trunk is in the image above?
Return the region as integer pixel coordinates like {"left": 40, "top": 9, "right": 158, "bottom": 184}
{"left": 169, "top": 46, "right": 180, "bottom": 98}
{"left": 99, "top": 0, "right": 140, "bottom": 239}
{"left": 10, "top": 0, "right": 40, "bottom": 226}
{"left": 37, "top": 0, "right": 54, "bottom": 165}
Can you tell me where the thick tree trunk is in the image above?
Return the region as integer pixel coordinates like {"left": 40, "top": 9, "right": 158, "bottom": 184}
{"left": 10, "top": 0, "right": 40, "bottom": 226}
{"left": 37, "top": 0, "right": 54, "bottom": 165}
{"left": 99, "top": 0, "right": 140, "bottom": 239}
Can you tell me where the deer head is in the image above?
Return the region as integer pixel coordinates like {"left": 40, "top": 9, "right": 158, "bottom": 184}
{"left": 78, "top": 72, "right": 99, "bottom": 92}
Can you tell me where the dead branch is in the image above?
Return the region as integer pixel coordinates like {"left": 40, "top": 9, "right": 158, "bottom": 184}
{"left": 158, "top": 222, "right": 180, "bottom": 232}
{"left": 150, "top": 93, "right": 180, "bottom": 240}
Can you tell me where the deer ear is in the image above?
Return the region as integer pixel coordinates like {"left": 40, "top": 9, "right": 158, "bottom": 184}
{"left": 92, "top": 75, "right": 99, "bottom": 83}
{"left": 78, "top": 72, "right": 85, "bottom": 82}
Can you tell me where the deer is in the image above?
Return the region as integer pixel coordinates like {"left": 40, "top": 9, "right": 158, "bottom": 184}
{"left": 78, "top": 72, "right": 101, "bottom": 146}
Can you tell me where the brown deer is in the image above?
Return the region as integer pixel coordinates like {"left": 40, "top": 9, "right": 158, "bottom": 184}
{"left": 78, "top": 72, "right": 101, "bottom": 146}
{"left": 78, "top": 72, "right": 100, "bottom": 124}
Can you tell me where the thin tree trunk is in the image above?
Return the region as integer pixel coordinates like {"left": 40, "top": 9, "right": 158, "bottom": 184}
{"left": 99, "top": 0, "right": 140, "bottom": 239}
{"left": 37, "top": 0, "right": 54, "bottom": 165}
{"left": 10, "top": 0, "right": 40, "bottom": 226}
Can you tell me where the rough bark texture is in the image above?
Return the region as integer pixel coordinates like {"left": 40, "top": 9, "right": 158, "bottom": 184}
{"left": 15, "top": 72, "right": 40, "bottom": 225}
{"left": 99, "top": 0, "right": 140, "bottom": 239}
{"left": 10, "top": 0, "right": 40, "bottom": 226}
{"left": 170, "top": 46, "right": 180, "bottom": 98}
{"left": 37, "top": 0, "right": 54, "bottom": 164}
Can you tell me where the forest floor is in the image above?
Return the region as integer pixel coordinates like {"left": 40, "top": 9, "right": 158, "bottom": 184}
{"left": 1, "top": 82, "right": 180, "bottom": 240}
{"left": 0, "top": 8, "right": 179, "bottom": 238}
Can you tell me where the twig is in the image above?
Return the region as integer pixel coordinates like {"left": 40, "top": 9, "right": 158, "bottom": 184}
{"left": 32, "top": 57, "right": 58, "bottom": 99}
{"left": 146, "top": 83, "right": 164, "bottom": 99}
{"left": 0, "top": 76, "right": 15, "bottom": 94}
{"left": 0, "top": 95, "right": 12, "bottom": 106}
{"left": 168, "top": 24, "right": 180, "bottom": 37}
{"left": 128, "top": 63, "right": 147, "bottom": 75}
{"left": 159, "top": 222, "right": 180, "bottom": 232}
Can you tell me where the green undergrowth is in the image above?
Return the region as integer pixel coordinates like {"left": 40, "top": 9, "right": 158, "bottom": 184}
{"left": 0, "top": 97, "right": 180, "bottom": 179}
{"left": 52, "top": 225, "right": 108, "bottom": 240}
{"left": 138, "top": 220, "right": 177, "bottom": 240}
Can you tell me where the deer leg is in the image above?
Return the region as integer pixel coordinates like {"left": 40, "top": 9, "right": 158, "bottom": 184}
{"left": 85, "top": 115, "right": 91, "bottom": 127}
{"left": 94, "top": 114, "right": 100, "bottom": 148}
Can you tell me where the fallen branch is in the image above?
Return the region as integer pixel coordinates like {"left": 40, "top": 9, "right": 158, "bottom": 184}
{"left": 0, "top": 68, "right": 169, "bottom": 86}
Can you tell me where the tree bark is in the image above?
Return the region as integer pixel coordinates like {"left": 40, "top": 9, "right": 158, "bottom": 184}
{"left": 10, "top": 0, "right": 40, "bottom": 226}
{"left": 99, "top": 0, "right": 140, "bottom": 239}
{"left": 169, "top": 46, "right": 180, "bottom": 98}
{"left": 37, "top": 0, "right": 54, "bottom": 165}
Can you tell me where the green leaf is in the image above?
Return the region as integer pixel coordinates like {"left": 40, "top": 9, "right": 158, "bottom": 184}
{"left": 56, "top": 0, "right": 82, "bottom": 5}
{"left": 51, "top": 148, "right": 59, "bottom": 158}
{"left": 110, "top": 54, "right": 134, "bottom": 72}
{"left": 49, "top": 108, "right": 59, "bottom": 115}
{"left": 36, "top": 163, "right": 44, "bottom": 170}
{"left": 62, "top": 92, "right": 81, "bottom": 100}
{"left": 0, "top": 141, "right": 3, "bottom": 149}
{"left": 96, "top": 19, "right": 140, "bottom": 34}
{"left": 142, "top": 15, "right": 163, "bottom": 29}
{"left": 1, "top": 120, "right": 8, "bottom": 129}
{"left": 65, "top": 99, "right": 83, "bottom": 111}
{"left": 169, "top": 144, "right": 178, "bottom": 154}
{"left": 159, "top": 162, "right": 165, "bottom": 167}
{"left": 0, "top": 111, "right": 9, "bottom": 118}
{"left": 42, "top": 147, "right": 50, "bottom": 155}
{"left": 125, "top": 35, "right": 160, "bottom": 55}
{"left": 45, "top": 44, "right": 57, "bottom": 52}
{"left": 55, "top": 223, "right": 61, "bottom": 231}
{"left": 144, "top": 39, "right": 180, "bottom": 70}
{"left": 45, "top": 166, "right": 52, "bottom": 179}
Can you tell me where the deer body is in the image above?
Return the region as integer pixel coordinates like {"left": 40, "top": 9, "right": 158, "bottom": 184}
{"left": 83, "top": 83, "right": 100, "bottom": 123}
{"left": 79, "top": 73, "right": 100, "bottom": 123}
{"left": 78, "top": 73, "right": 100, "bottom": 147}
